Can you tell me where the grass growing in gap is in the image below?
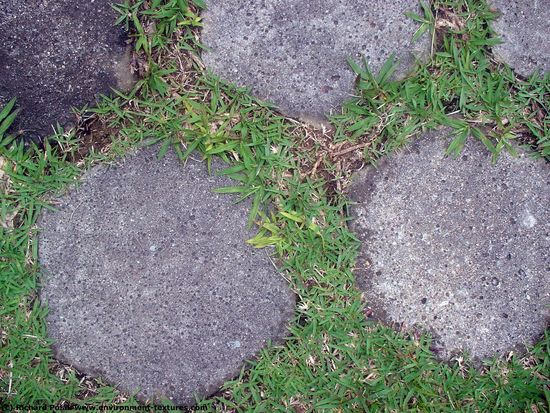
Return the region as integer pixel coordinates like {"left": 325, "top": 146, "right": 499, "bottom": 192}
{"left": 331, "top": 0, "right": 548, "bottom": 166}
{"left": 1, "top": 0, "right": 548, "bottom": 411}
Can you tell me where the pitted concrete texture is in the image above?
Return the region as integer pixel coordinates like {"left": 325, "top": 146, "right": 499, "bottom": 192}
{"left": 38, "top": 145, "right": 294, "bottom": 405}
{"left": 201, "top": 0, "right": 429, "bottom": 126}
{"left": 349, "top": 130, "right": 549, "bottom": 360}
{"left": 0, "top": 0, "right": 135, "bottom": 142}
{"left": 490, "top": 0, "right": 550, "bottom": 77}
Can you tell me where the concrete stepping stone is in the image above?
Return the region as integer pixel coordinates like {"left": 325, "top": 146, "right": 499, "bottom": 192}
{"left": 348, "top": 130, "right": 549, "bottom": 360}
{"left": 201, "top": 0, "right": 429, "bottom": 126}
{"left": 0, "top": 1, "right": 134, "bottom": 142}
{"left": 490, "top": 0, "right": 550, "bottom": 77}
{"left": 38, "top": 146, "right": 294, "bottom": 404}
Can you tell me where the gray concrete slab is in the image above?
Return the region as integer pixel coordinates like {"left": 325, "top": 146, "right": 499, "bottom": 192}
{"left": 0, "top": 0, "right": 135, "bottom": 142}
{"left": 201, "top": 0, "right": 429, "bottom": 126}
{"left": 348, "top": 130, "right": 549, "bottom": 360}
{"left": 38, "top": 145, "right": 294, "bottom": 405}
{"left": 490, "top": 0, "right": 550, "bottom": 77}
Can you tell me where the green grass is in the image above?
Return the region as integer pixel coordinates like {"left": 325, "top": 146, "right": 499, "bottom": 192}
{"left": 1, "top": 0, "right": 548, "bottom": 411}
{"left": 332, "top": 0, "right": 549, "bottom": 164}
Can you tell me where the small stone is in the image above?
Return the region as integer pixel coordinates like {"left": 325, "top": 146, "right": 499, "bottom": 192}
{"left": 39, "top": 145, "right": 295, "bottom": 405}
{"left": 201, "top": 0, "right": 429, "bottom": 126}
{"left": 348, "top": 129, "right": 549, "bottom": 360}
{"left": 489, "top": 0, "right": 550, "bottom": 77}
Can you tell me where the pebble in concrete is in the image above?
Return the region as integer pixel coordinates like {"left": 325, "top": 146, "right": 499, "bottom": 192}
{"left": 38, "top": 146, "right": 295, "bottom": 405}
{"left": 348, "top": 130, "right": 549, "bottom": 360}
{"left": 0, "top": 0, "right": 135, "bottom": 142}
{"left": 490, "top": 0, "right": 550, "bottom": 77}
{"left": 201, "top": 0, "right": 429, "bottom": 126}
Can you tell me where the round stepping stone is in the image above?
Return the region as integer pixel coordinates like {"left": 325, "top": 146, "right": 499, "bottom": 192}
{"left": 38, "top": 146, "right": 294, "bottom": 404}
{"left": 201, "top": 1, "right": 429, "bottom": 126}
{"left": 0, "top": 1, "right": 135, "bottom": 142}
{"left": 490, "top": 0, "right": 550, "bottom": 77}
{"left": 348, "top": 130, "right": 549, "bottom": 360}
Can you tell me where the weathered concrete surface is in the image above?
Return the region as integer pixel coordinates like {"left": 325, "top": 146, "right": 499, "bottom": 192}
{"left": 349, "top": 130, "right": 549, "bottom": 360}
{"left": 38, "top": 146, "right": 294, "bottom": 405}
{"left": 490, "top": 0, "right": 550, "bottom": 77}
{"left": 201, "top": 0, "right": 429, "bottom": 126}
{"left": 0, "top": 0, "right": 135, "bottom": 142}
